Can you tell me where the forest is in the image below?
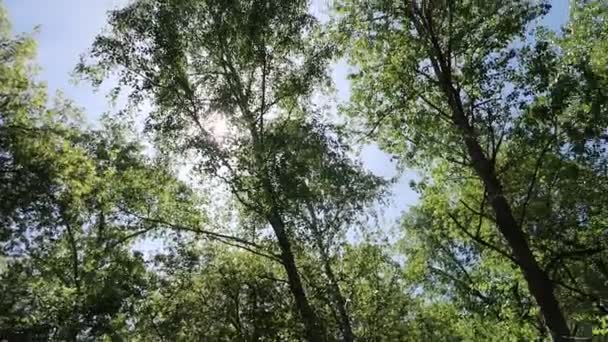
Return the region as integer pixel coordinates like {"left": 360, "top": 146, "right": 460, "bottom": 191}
{"left": 1, "top": 0, "right": 608, "bottom": 341}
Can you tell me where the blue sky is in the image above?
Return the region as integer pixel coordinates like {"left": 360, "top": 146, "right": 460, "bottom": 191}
{"left": 5, "top": 0, "right": 571, "bottom": 223}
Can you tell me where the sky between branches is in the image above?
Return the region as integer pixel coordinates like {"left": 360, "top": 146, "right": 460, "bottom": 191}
{"left": 6, "top": 0, "right": 570, "bottom": 225}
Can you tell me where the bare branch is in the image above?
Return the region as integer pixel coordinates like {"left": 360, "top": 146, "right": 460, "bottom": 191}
{"left": 446, "top": 211, "right": 518, "bottom": 265}
{"left": 459, "top": 198, "right": 495, "bottom": 223}
{"left": 122, "top": 210, "right": 283, "bottom": 263}
{"left": 518, "top": 140, "right": 552, "bottom": 226}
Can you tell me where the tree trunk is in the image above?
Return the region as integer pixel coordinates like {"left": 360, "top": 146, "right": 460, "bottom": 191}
{"left": 306, "top": 201, "right": 356, "bottom": 342}
{"left": 248, "top": 113, "right": 325, "bottom": 341}
{"left": 320, "top": 247, "right": 355, "bottom": 342}
{"left": 267, "top": 211, "right": 326, "bottom": 342}
{"left": 412, "top": 8, "right": 571, "bottom": 335}
{"left": 450, "top": 106, "right": 571, "bottom": 341}
{"left": 437, "top": 72, "right": 571, "bottom": 340}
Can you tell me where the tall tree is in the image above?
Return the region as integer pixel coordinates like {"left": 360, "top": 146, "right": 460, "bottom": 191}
{"left": 0, "top": 7, "right": 206, "bottom": 338}
{"left": 77, "top": 1, "right": 350, "bottom": 340}
{"left": 335, "top": 0, "right": 608, "bottom": 340}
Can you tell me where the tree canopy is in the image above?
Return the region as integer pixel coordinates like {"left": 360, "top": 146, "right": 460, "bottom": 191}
{"left": 2, "top": 1, "right": 608, "bottom": 341}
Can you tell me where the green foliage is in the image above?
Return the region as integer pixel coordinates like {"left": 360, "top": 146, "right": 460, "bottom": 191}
{"left": 77, "top": 1, "right": 388, "bottom": 340}
{"left": 335, "top": 0, "right": 608, "bottom": 339}
{"left": 594, "top": 315, "right": 608, "bottom": 336}
{"left": 131, "top": 244, "right": 302, "bottom": 341}
{"left": 1, "top": 7, "right": 203, "bottom": 339}
{"left": 2, "top": 0, "right": 608, "bottom": 341}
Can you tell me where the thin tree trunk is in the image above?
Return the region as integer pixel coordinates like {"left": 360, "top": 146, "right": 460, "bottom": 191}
{"left": 319, "top": 247, "right": 355, "bottom": 342}
{"left": 248, "top": 127, "right": 325, "bottom": 341}
{"left": 60, "top": 207, "right": 81, "bottom": 342}
{"left": 267, "top": 211, "right": 326, "bottom": 342}
{"left": 244, "top": 98, "right": 325, "bottom": 340}
{"left": 306, "top": 201, "right": 356, "bottom": 342}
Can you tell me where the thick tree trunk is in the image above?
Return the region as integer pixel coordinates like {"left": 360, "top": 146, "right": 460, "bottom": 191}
{"left": 450, "top": 108, "right": 570, "bottom": 341}
{"left": 413, "top": 8, "right": 571, "bottom": 334}
{"left": 267, "top": 211, "right": 326, "bottom": 342}
{"left": 440, "top": 80, "right": 571, "bottom": 340}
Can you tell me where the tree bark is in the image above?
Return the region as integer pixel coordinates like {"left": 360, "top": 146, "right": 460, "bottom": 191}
{"left": 410, "top": 6, "right": 571, "bottom": 338}
{"left": 319, "top": 246, "right": 355, "bottom": 342}
{"left": 306, "top": 201, "right": 356, "bottom": 342}
{"left": 451, "top": 107, "right": 571, "bottom": 341}
{"left": 250, "top": 132, "right": 325, "bottom": 341}
{"left": 245, "top": 97, "right": 325, "bottom": 340}
{"left": 267, "top": 211, "right": 326, "bottom": 342}
{"left": 433, "top": 56, "right": 571, "bottom": 341}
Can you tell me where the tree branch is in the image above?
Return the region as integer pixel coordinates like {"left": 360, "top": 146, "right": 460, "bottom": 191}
{"left": 446, "top": 211, "right": 518, "bottom": 265}
{"left": 122, "top": 210, "right": 282, "bottom": 263}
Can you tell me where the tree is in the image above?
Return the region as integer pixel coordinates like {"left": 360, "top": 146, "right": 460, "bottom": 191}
{"left": 6, "top": 0, "right": 608, "bottom": 339}
{"left": 334, "top": 0, "right": 608, "bottom": 340}
{"left": 78, "top": 0, "right": 388, "bottom": 340}
{"left": 0, "top": 7, "right": 206, "bottom": 338}
{"left": 0, "top": 87, "right": 203, "bottom": 339}
{"left": 129, "top": 242, "right": 301, "bottom": 341}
